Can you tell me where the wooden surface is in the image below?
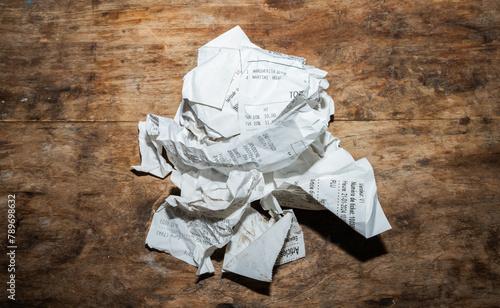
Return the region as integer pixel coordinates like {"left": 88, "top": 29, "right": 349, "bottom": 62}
{"left": 0, "top": 0, "right": 499, "bottom": 306}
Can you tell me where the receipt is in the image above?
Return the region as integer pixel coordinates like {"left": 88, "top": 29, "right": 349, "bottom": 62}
{"left": 221, "top": 208, "right": 305, "bottom": 281}
{"left": 134, "top": 26, "right": 391, "bottom": 282}
{"left": 146, "top": 169, "right": 265, "bottom": 274}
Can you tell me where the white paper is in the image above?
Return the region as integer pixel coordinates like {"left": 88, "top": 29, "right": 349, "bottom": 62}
{"left": 222, "top": 208, "right": 294, "bottom": 282}
{"left": 271, "top": 132, "right": 391, "bottom": 238}
{"left": 275, "top": 210, "right": 306, "bottom": 265}
{"left": 134, "top": 26, "right": 391, "bottom": 281}
{"left": 131, "top": 120, "right": 172, "bottom": 178}
{"left": 146, "top": 169, "right": 265, "bottom": 275}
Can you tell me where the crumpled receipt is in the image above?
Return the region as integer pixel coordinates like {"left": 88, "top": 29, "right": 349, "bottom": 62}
{"left": 133, "top": 26, "right": 391, "bottom": 282}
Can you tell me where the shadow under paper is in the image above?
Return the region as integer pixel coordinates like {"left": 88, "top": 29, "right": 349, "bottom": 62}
{"left": 293, "top": 208, "right": 388, "bottom": 262}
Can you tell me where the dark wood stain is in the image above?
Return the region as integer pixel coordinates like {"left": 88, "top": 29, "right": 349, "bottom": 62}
{"left": 265, "top": 0, "right": 306, "bottom": 11}
{"left": 459, "top": 116, "right": 471, "bottom": 126}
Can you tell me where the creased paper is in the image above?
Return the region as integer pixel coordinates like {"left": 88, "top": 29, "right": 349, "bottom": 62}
{"left": 222, "top": 208, "right": 294, "bottom": 281}
{"left": 134, "top": 26, "right": 391, "bottom": 282}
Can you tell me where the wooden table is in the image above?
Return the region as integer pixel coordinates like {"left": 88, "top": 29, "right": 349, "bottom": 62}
{"left": 1, "top": 0, "right": 498, "bottom": 306}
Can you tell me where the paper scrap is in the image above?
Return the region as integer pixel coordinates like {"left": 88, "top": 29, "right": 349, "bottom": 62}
{"left": 222, "top": 208, "right": 295, "bottom": 282}
{"left": 134, "top": 26, "right": 391, "bottom": 282}
{"left": 146, "top": 169, "right": 265, "bottom": 275}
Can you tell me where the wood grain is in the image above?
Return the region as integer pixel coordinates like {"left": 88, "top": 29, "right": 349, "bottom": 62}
{"left": 0, "top": 0, "right": 499, "bottom": 306}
